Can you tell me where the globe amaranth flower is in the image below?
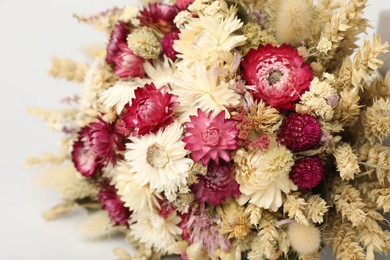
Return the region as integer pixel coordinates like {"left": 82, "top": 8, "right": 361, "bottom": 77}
{"left": 98, "top": 179, "right": 131, "bottom": 226}
{"left": 290, "top": 156, "right": 325, "bottom": 190}
{"left": 241, "top": 44, "right": 313, "bottom": 110}
{"left": 161, "top": 30, "right": 180, "bottom": 61}
{"left": 106, "top": 21, "right": 131, "bottom": 65}
{"left": 112, "top": 42, "right": 145, "bottom": 79}
{"left": 183, "top": 109, "right": 238, "bottom": 165}
{"left": 192, "top": 161, "right": 240, "bottom": 206}
{"left": 138, "top": 3, "right": 179, "bottom": 33}
{"left": 277, "top": 113, "right": 322, "bottom": 152}
{"left": 122, "top": 83, "right": 179, "bottom": 136}
{"left": 71, "top": 118, "right": 125, "bottom": 177}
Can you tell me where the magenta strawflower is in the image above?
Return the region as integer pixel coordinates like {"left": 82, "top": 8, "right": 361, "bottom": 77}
{"left": 106, "top": 21, "right": 131, "bottom": 65}
{"left": 277, "top": 113, "right": 322, "bottom": 152}
{"left": 183, "top": 109, "right": 238, "bottom": 165}
{"left": 175, "top": 0, "right": 194, "bottom": 10}
{"left": 122, "top": 83, "right": 179, "bottom": 136}
{"left": 98, "top": 180, "right": 131, "bottom": 226}
{"left": 192, "top": 161, "right": 240, "bottom": 206}
{"left": 241, "top": 44, "right": 313, "bottom": 110}
{"left": 161, "top": 30, "right": 180, "bottom": 61}
{"left": 138, "top": 3, "right": 179, "bottom": 33}
{"left": 290, "top": 156, "right": 325, "bottom": 190}
{"left": 112, "top": 43, "right": 145, "bottom": 79}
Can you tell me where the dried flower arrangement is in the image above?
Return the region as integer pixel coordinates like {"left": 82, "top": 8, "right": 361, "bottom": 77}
{"left": 28, "top": 0, "right": 390, "bottom": 259}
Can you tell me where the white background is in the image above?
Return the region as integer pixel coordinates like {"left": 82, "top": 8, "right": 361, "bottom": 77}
{"left": 0, "top": 0, "right": 389, "bottom": 259}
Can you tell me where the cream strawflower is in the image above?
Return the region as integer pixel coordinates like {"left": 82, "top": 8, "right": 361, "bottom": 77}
{"left": 171, "top": 61, "right": 242, "bottom": 122}
{"left": 98, "top": 78, "right": 149, "bottom": 115}
{"left": 108, "top": 162, "right": 161, "bottom": 213}
{"left": 143, "top": 57, "right": 175, "bottom": 88}
{"left": 125, "top": 122, "right": 193, "bottom": 195}
{"left": 130, "top": 210, "right": 182, "bottom": 253}
{"left": 173, "top": 12, "right": 246, "bottom": 66}
{"left": 234, "top": 142, "right": 297, "bottom": 212}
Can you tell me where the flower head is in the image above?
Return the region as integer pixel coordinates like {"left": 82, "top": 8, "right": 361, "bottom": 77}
{"left": 161, "top": 30, "right": 180, "bottom": 61}
{"left": 277, "top": 113, "right": 322, "bottom": 152}
{"left": 241, "top": 44, "right": 313, "bottom": 110}
{"left": 138, "top": 3, "right": 179, "bottom": 33}
{"left": 289, "top": 156, "right": 325, "bottom": 190}
{"left": 183, "top": 109, "right": 238, "bottom": 165}
{"left": 112, "top": 43, "right": 145, "bottom": 79}
{"left": 98, "top": 179, "right": 131, "bottom": 226}
{"left": 192, "top": 161, "right": 240, "bottom": 206}
{"left": 175, "top": 0, "right": 194, "bottom": 10}
{"left": 106, "top": 21, "right": 131, "bottom": 65}
{"left": 125, "top": 122, "right": 193, "bottom": 194}
{"left": 121, "top": 83, "right": 179, "bottom": 136}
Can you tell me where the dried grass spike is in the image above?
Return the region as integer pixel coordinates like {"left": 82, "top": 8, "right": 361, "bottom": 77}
{"left": 334, "top": 143, "right": 361, "bottom": 180}
{"left": 74, "top": 7, "right": 125, "bottom": 33}
{"left": 49, "top": 57, "right": 89, "bottom": 82}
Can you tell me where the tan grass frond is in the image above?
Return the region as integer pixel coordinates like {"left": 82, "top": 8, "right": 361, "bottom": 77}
{"left": 334, "top": 143, "right": 361, "bottom": 180}
{"left": 74, "top": 7, "right": 125, "bottom": 34}
{"left": 49, "top": 57, "right": 89, "bottom": 82}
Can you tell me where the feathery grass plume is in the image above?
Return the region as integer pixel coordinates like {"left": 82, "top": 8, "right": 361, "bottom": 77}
{"left": 26, "top": 152, "right": 68, "bottom": 167}
{"left": 37, "top": 163, "right": 99, "bottom": 201}
{"left": 334, "top": 143, "right": 361, "bottom": 180}
{"left": 74, "top": 7, "right": 126, "bottom": 34}
{"left": 28, "top": 107, "right": 79, "bottom": 132}
{"left": 283, "top": 192, "right": 309, "bottom": 226}
{"left": 247, "top": 211, "right": 284, "bottom": 259}
{"left": 287, "top": 222, "right": 321, "bottom": 256}
{"left": 244, "top": 204, "right": 263, "bottom": 226}
{"left": 82, "top": 210, "right": 126, "bottom": 240}
{"left": 127, "top": 27, "right": 161, "bottom": 59}
{"left": 361, "top": 98, "right": 390, "bottom": 144}
{"left": 217, "top": 201, "right": 251, "bottom": 240}
{"left": 323, "top": 213, "right": 366, "bottom": 260}
{"left": 332, "top": 180, "right": 367, "bottom": 227}
{"left": 358, "top": 209, "right": 390, "bottom": 259}
{"left": 334, "top": 86, "right": 362, "bottom": 127}
{"left": 306, "top": 195, "right": 328, "bottom": 224}
{"left": 351, "top": 35, "right": 389, "bottom": 89}
{"left": 317, "top": 0, "right": 369, "bottom": 69}
{"left": 42, "top": 202, "right": 75, "bottom": 221}
{"left": 49, "top": 57, "right": 89, "bottom": 82}
{"left": 273, "top": 0, "right": 313, "bottom": 46}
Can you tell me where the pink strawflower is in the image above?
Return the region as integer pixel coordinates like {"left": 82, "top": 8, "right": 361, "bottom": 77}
{"left": 71, "top": 126, "right": 101, "bottom": 177}
{"left": 161, "top": 30, "right": 180, "bottom": 61}
{"left": 290, "top": 156, "right": 325, "bottom": 190}
{"left": 138, "top": 3, "right": 179, "bottom": 33}
{"left": 122, "top": 83, "right": 179, "bottom": 136}
{"left": 192, "top": 162, "right": 240, "bottom": 206}
{"left": 106, "top": 21, "right": 131, "bottom": 65}
{"left": 183, "top": 109, "right": 238, "bottom": 165}
{"left": 175, "top": 0, "right": 194, "bottom": 10}
{"left": 98, "top": 180, "right": 131, "bottom": 226}
{"left": 113, "top": 42, "right": 145, "bottom": 79}
{"left": 185, "top": 212, "right": 231, "bottom": 255}
{"left": 71, "top": 119, "right": 125, "bottom": 177}
{"left": 241, "top": 44, "right": 313, "bottom": 110}
{"left": 277, "top": 113, "right": 321, "bottom": 152}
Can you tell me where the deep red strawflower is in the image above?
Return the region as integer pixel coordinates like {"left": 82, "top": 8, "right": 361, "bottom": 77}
{"left": 98, "top": 180, "right": 131, "bottom": 226}
{"left": 241, "top": 44, "right": 313, "bottom": 110}
{"left": 106, "top": 21, "right": 131, "bottom": 65}
{"left": 175, "top": 0, "right": 194, "bottom": 10}
{"left": 161, "top": 30, "right": 180, "bottom": 61}
{"left": 71, "top": 119, "right": 125, "bottom": 177}
{"left": 290, "top": 156, "right": 325, "bottom": 190}
{"left": 192, "top": 161, "right": 240, "bottom": 206}
{"left": 277, "top": 113, "right": 322, "bottom": 152}
{"left": 138, "top": 3, "right": 179, "bottom": 33}
{"left": 121, "top": 83, "right": 179, "bottom": 136}
{"left": 71, "top": 126, "right": 102, "bottom": 177}
{"left": 112, "top": 43, "right": 145, "bottom": 79}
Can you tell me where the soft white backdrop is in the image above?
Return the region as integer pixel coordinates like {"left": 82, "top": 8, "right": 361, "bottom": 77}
{"left": 0, "top": 0, "right": 389, "bottom": 259}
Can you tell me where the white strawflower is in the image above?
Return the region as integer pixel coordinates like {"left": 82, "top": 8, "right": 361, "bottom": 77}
{"left": 109, "top": 162, "right": 161, "bottom": 213}
{"left": 173, "top": 13, "right": 246, "bottom": 66}
{"left": 171, "top": 61, "right": 242, "bottom": 122}
{"left": 144, "top": 57, "right": 175, "bottom": 88}
{"left": 130, "top": 210, "right": 182, "bottom": 253}
{"left": 98, "top": 79, "right": 149, "bottom": 115}
{"left": 125, "top": 122, "right": 193, "bottom": 195}
{"left": 234, "top": 143, "right": 297, "bottom": 212}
